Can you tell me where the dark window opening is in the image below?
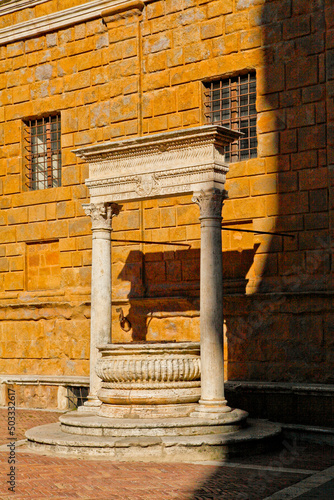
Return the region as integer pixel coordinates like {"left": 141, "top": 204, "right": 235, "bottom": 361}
{"left": 24, "top": 114, "right": 61, "bottom": 190}
{"left": 66, "top": 386, "right": 89, "bottom": 409}
{"left": 204, "top": 73, "right": 257, "bottom": 162}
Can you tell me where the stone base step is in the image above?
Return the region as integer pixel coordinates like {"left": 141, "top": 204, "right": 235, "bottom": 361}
{"left": 59, "top": 409, "right": 248, "bottom": 437}
{"left": 26, "top": 418, "right": 281, "bottom": 462}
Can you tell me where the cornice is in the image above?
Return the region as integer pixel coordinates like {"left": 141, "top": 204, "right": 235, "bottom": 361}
{"left": 101, "top": 0, "right": 144, "bottom": 19}
{"left": 0, "top": 0, "right": 48, "bottom": 16}
{"left": 0, "top": 374, "right": 89, "bottom": 385}
{"left": 0, "top": 0, "right": 144, "bottom": 46}
{"left": 74, "top": 125, "right": 241, "bottom": 162}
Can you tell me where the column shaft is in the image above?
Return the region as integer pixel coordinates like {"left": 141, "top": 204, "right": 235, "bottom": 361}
{"left": 192, "top": 189, "right": 231, "bottom": 415}
{"left": 82, "top": 202, "right": 120, "bottom": 408}
{"left": 89, "top": 228, "right": 112, "bottom": 399}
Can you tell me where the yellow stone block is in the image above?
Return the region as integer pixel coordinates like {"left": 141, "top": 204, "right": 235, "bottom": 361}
{"left": 250, "top": 174, "right": 277, "bottom": 196}
{"left": 151, "top": 227, "right": 170, "bottom": 243}
{"left": 177, "top": 204, "right": 199, "bottom": 226}
{"left": 208, "top": 0, "right": 233, "bottom": 17}
{"left": 177, "top": 82, "right": 199, "bottom": 111}
{"left": 170, "top": 226, "right": 187, "bottom": 241}
{"left": 6, "top": 101, "right": 34, "bottom": 121}
{"left": 225, "top": 178, "right": 250, "bottom": 198}
{"left": 153, "top": 88, "right": 176, "bottom": 116}
{"left": 0, "top": 89, "right": 12, "bottom": 107}
{"left": 72, "top": 251, "right": 82, "bottom": 267}
{"left": 29, "top": 204, "right": 46, "bottom": 222}
{"left": 68, "top": 217, "right": 91, "bottom": 237}
{"left": 57, "top": 201, "right": 76, "bottom": 219}
{"left": 113, "top": 210, "right": 140, "bottom": 232}
{"left": 225, "top": 12, "right": 250, "bottom": 34}
{"left": 3, "top": 122, "right": 21, "bottom": 145}
{"left": 186, "top": 224, "right": 200, "bottom": 241}
{"left": 258, "top": 132, "right": 280, "bottom": 157}
{"left": 110, "top": 94, "right": 138, "bottom": 122}
{"left": 3, "top": 174, "right": 20, "bottom": 195}
{"left": 147, "top": 115, "right": 168, "bottom": 133}
{"left": 232, "top": 197, "right": 266, "bottom": 220}
{"left": 184, "top": 40, "right": 212, "bottom": 65}
{"left": 147, "top": 0, "right": 165, "bottom": 19}
{"left": 6, "top": 41, "right": 24, "bottom": 58}
{"left": 166, "top": 47, "right": 183, "bottom": 68}
{"left": 67, "top": 37, "right": 95, "bottom": 57}
{"left": 64, "top": 70, "right": 91, "bottom": 92}
{"left": 91, "top": 66, "right": 109, "bottom": 86}
{"left": 167, "top": 113, "right": 183, "bottom": 129}
{"left": 160, "top": 207, "right": 176, "bottom": 227}
{"left": 82, "top": 249, "right": 92, "bottom": 266}
{"left": 12, "top": 84, "right": 30, "bottom": 103}
{"left": 147, "top": 52, "right": 167, "bottom": 73}
{"left": 60, "top": 252, "right": 72, "bottom": 268}
{"left": 240, "top": 28, "right": 262, "bottom": 51}
{"left": 257, "top": 110, "right": 286, "bottom": 134}
{"left": 201, "top": 18, "right": 223, "bottom": 39}
{"left": 59, "top": 238, "right": 76, "bottom": 252}
{"left": 4, "top": 271, "right": 24, "bottom": 291}
{"left": 142, "top": 70, "right": 170, "bottom": 92}
{"left": 144, "top": 208, "right": 160, "bottom": 229}
{"left": 0, "top": 257, "right": 9, "bottom": 272}
{"left": 182, "top": 109, "right": 201, "bottom": 126}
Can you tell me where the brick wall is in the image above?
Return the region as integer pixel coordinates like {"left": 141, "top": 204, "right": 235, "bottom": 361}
{"left": 0, "top": 0, "right": 333, "bottom": 385}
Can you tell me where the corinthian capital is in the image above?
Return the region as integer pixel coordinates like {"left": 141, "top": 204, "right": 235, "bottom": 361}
{"left": 192, "top": 189, "right": 227, "bottom": 219}
{"left": 83, "top": 202, "right": 121, "bottom": 230}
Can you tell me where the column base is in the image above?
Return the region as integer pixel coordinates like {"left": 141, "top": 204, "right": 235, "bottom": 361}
{"left": 190, "top": 399, "right": 233, "bottom": 419}
{"left": 78, "top": 396, "right": 102, "bottom": 413}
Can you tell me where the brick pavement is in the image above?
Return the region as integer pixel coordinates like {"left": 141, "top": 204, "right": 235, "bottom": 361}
{"left": 0, "top": 409, "right": 61, "bottom": 446}
{"left": 0, "top": 409, "right": 333, "bottom": 500}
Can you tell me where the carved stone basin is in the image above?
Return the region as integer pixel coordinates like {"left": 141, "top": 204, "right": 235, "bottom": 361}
{"left": 96, "top": 342, "right": 201, "bottom": 418}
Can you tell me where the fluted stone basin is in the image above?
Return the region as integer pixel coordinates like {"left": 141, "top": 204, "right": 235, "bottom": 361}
{"left": 96, "top": 342, "right": 201, "bottom": 418}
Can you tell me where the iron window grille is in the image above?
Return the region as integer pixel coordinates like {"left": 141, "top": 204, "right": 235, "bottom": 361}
{"left": 66, "top": 386, "right": 89, "bottom": 409}
{"left": 24, "top": 115, "right": 61, "bottom": 190}
{"left": 204, "top": 73, "right": 257, "bottom": 162}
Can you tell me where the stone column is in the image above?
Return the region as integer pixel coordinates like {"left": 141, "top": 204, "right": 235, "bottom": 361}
{"left": 192, "top": 188, "right": 231, "bottom": 417}
{"left": 82, "top": 202, "right": 120, "bottom": 409}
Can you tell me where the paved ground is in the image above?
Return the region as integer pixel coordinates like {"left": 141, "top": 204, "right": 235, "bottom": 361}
{"left": 0, "top": 409, "right": 334, "bottom": 499}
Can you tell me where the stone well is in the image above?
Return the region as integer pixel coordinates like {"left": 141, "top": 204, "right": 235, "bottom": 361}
{"left": 26, "top": 126, "right": 281, "bottom": 461}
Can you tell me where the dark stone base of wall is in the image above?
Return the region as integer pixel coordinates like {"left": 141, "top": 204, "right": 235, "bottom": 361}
{"left": 224, "top": 292, "right": 334, "bottom": 384}
{"left": 225, "top": 381, "right": 334, "bottom": 428}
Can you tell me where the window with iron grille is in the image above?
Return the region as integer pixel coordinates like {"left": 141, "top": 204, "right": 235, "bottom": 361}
{"left": 204, "top": 73, "right": 257, "bottom": 162}
{"left": 24, "top": 115, "right": 61, "bottom": 190}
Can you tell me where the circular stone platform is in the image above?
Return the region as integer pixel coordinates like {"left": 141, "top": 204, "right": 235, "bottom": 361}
{"left": 26, "top": 412, "right": 281, "bottom": 462}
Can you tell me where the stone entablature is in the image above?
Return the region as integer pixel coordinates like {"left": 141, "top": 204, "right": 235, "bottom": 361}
{"left": 75, "top": 125, "right": 240, "bottom": 203}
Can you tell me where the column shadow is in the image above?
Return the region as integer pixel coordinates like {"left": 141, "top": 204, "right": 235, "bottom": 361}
{"left": 115, "top": 247, "right": 256, "bottom": 343}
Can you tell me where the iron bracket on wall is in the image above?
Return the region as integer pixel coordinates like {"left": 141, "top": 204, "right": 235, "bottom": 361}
{"left": 111, "top": 226, "right": 294, "bottom": 248}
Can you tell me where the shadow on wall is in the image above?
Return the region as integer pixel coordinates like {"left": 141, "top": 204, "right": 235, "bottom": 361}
{"left": 115, "top": 247, "right": 256, "bottom": 342}
{"left": 194, "top": 0, "right": 332, "bottom": 497}
{"left": 224, "top": 0, "right": 333, "bottom": 385}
